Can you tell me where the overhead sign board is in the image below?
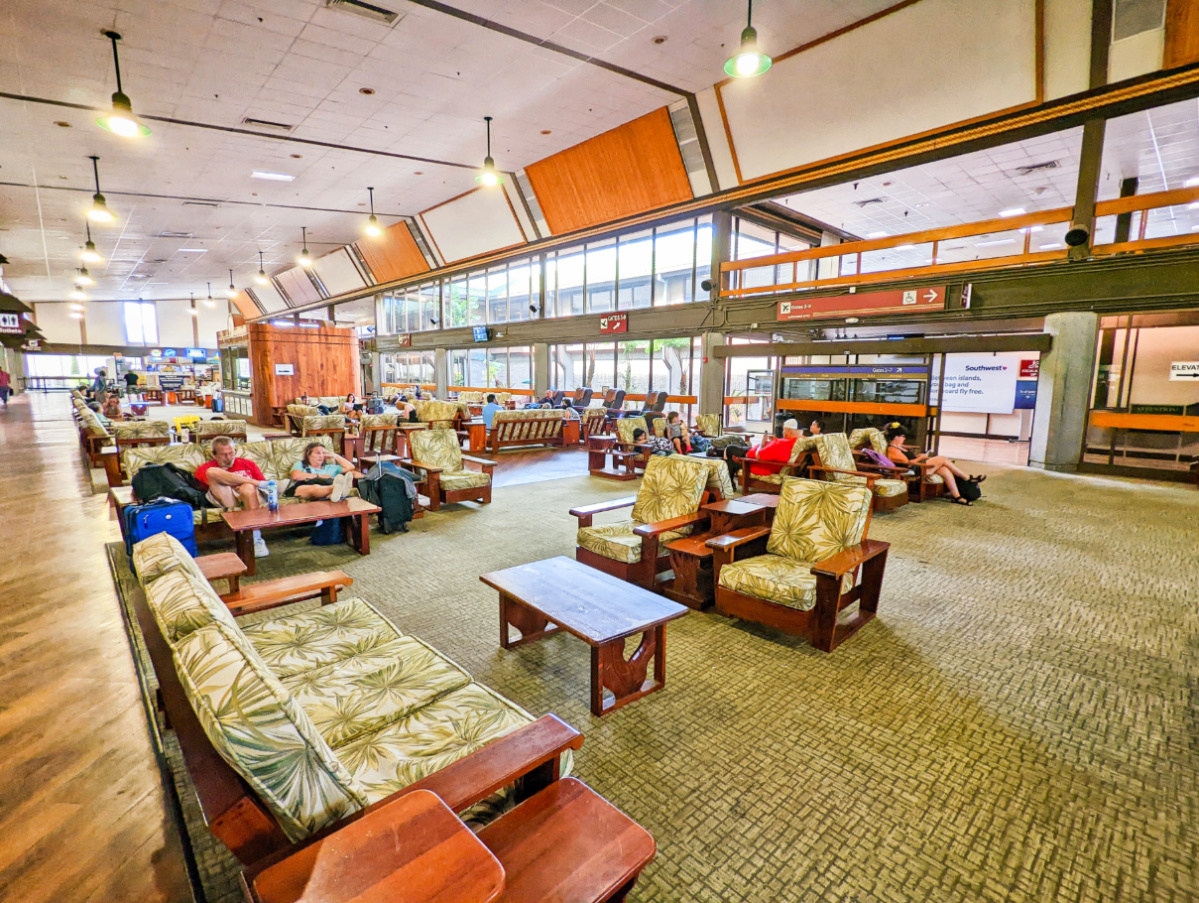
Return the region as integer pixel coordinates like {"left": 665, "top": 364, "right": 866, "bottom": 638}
{"left": 777, "top": 286, "right": 945, "bottom": 321}
{"left": 397, "top": 334, "right": 412, "bottom": 347}
{"left": 599, "top": 312, "right": 628, "bottom": 334}
{"left": 941, "top": 355, "right": 1019, "bottom": 414}
{"left": 0, "top": 312, "right": 23, "bottom": 335}
{"left": 1019, "top": 359, "right": 1040, "bottom": 378}
{"left": 1169, "top": 361, "right": 1199, "bottom": 381}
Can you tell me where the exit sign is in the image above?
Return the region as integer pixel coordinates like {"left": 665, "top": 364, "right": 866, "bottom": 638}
{"left": 599, "top": 312, "right": 628, "bottom": 334}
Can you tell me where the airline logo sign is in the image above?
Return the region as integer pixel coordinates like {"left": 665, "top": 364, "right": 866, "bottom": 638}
{"left": 0, "top": 312, "right": 23, "bottom": 335}
{"left": 777, "top": 286, "right": 945, "bottom": 321}
{"left": 1169, "top": 361, "right": 1199, "bottom": 381}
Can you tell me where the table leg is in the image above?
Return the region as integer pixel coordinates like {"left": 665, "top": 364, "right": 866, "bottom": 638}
{"left": 590, "top": 625, "right": 665, "bottom": 717}
{"left": 498, "top": 592, "right": 555, "bottom": 649}
{"left": 346, "top": 513, "right": 371, "bottom": 555}
{"left": 236, "top": 530, "right": 256, "bottom": 577}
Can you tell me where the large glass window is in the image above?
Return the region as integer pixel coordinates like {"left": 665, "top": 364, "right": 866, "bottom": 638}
{"left": 124, "top": 301, "right": 158, "bottom": 345}
{"left": 654, "top": 220, "right": 698, "bottom": 305}
{"left": 380, "top": 351, "right": 434, "bottom": 386}
{"left": 550, "top": 249, "right": 585, "bottom": 318}
{"left": 450, "top": 345, "right": 534, "bottom": 390}
{"left": 585, "top": 240, "right": 616, "bottom": 314}
{"left": 617, "top": 229, "right": 653, "bottom": 310}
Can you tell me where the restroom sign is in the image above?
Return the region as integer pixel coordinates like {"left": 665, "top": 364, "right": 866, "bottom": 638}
{"left": 0, "top": 312, "right": 22, "bottom": 335}
{"left": 1170, "top": 361, "right": 1199, "bottom": 381}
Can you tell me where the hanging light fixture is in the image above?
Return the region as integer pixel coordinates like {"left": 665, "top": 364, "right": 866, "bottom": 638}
{"left": 81, "top": 222, "right": 103, "bottom": 264}
{"left": 205, "top": 282, "right": 216, "bottom": 308}
{"left": 227, "top": 269, "right": 237, "bottom": 299}
{"left": 70, "top": 290, "right": 87, "bottom": 303}
{"left": 475, "top": 116, "right": 502, "bottom": 187}
{"left": 724, "top": 0, "right": 772, "bottom": 79}
{"left": 254, "top": 250, "right": 269, "bottom": 285}
{"left": 87, "top": 156, "right": 116, "bottom": 223}
{"left": 364, "top": 187, "right": 382, "bottom": 237}
{"left": 298, "top": 226, "right": 313, "bottom": 266}
{"left": 190, "top": 292, "right": 199, "bottom": 317}
{"left": 96, "top": 31, "right": 151, "bottom": 138}
{"left": 75, "top": 266, "right": 95, "bottom": 287}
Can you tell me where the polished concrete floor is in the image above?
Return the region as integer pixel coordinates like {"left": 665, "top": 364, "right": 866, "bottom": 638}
{"left": 0, "top": 393, "right": 192, "bottom": 903}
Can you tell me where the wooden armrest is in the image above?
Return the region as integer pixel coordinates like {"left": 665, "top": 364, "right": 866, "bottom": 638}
{"left": 225, "top": 570, "right": 353, "bottom": 616}
{"left": 809, "top": 539, "right": 890, "bottom": 579}
{"left": 399, "top": 458, "right": 442, "bottom": 475}
{"left": 632, "top": 510, "right": 709, "bottom": 538}
{"left": 809, "top": 466, "right": 878, "bottom": 483}
{"left": 461, "top": 454, "right": 498, "bottom": 469}
{"left": 569, "top": 497, "right": 637, "bottom": 518}
{"left": 706, "top": 525, "right": 772, "bottom": 550}
{"left": 733, "top": 456, "right": 791, "bottom": 472}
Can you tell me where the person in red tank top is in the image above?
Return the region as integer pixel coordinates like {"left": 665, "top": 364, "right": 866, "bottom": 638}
{"left": 746, "top": 419, "right": 802, "bottom": 476}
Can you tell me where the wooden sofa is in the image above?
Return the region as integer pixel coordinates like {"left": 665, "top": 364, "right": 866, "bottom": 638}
{"left": 488, "top": 409, "right": 569, "bottom": 452}
{"left": 129, "top": 533, "right": 655, "bottom": 899}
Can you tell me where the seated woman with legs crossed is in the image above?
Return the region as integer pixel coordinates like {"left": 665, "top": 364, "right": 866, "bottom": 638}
{"left": 287, "top": 442, "right": 364, "bottom": 503}
{"left": 884, "top": 424, "right": 984, "bottom": 506}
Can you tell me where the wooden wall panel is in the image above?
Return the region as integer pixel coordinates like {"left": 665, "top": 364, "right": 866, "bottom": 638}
{"left": 524, "top": 107, "right": 693, "bottom": 235}
{"left": 1165, "top": 0, "right": 1199, "bottom": 67}
{"left": 248, "top": 323, "right": 360, "bottom": 424}
{"left": 355, "top": 222, "right": 430, "bottom": 284}
{"left": 275, "top": 267, "right": 324, "bottom": 307}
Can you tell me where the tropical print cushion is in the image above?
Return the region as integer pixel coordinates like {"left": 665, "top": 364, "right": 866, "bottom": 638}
{"left": 336, "top": 682, "right": 536, "bottom": 805}
{"left": 301, "top": 414, "right": 346, "bottom": 436}
{"left": 240, "top": 436, "right": 335, "bottom": 483}
{"left": 410, "top": 429, "right": 463, "bottom": 473}
{"left": 616, "top": 416, "right": 647, "bottom": 445}
{"left": 788, "top": 435, "right": 820, "bottom": 465}
{"left": 754, "top": 473, "right": 787, "bottom": 485}
{"left": 926, "top": 474, "right": 945, "bottom": 484}
{"left": 241, "top": 598, "right": 402, "bottom": 679}
{"left": 652, "top": 419, "right": 668, "bottom": 437}
{"left": 630, "top": 454, "right": 708, "bottom": 525}
{"left": 717, "top": 554, "right": 854, "bottom": 611}
{"left": 173, "top": 621, "right": 366, "bottom": 842}
{"left": 692, "top": 456, "right": 735, "bottom": 500}
{"left": 360, "top": 413, "right": 398, "bottom": 429}
{"left": 123, "top": 443, "right": 209, "bottom": 479}
{"left": 193, "top": 420, "right": 248, "bottom": 440}
{"left": 873, "top": 478, "right": 909, "bottom": 498}
{"left": 696, "top": 413, "right": 721, "bottom": 436}
{"left": 766, "top": 477, "right": 872, "bottom": 563}
{"left": 113, "top": 420, "right": 170, "bottom": 439}
{"left": 288, "top": 404, "right": 319, "bottom": 418}
{"left": 848, "top": 427, "right": 887, "bottom": 454}
{"left": 577, "top": 518, "right": 690, "bottom": 564}
{"left": 132, "top": 531, "right": 209, "bottom": 586}
{"left": 581, "top": 408, "right": 607, "bottom": 433}
{"left": 80, "top": 410, "right": 110, "bottom": 437}
{"left": 439, "top": 470, "right": 491, "bottom": 491}
{"left": 414, "top": 400, "right": 459, "bottom": 429}
{"left": 812, "top": 433, "right": 864, "bottom": 482}
{"left": 143, "top": 567, "right": 240, "bottom": 643}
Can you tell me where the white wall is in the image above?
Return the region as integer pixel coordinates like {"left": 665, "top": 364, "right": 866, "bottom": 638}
{"left": 1043, "top": 0, "right": 1092, "bottom": 99}
{"left": 420, "top": 188, "right": 526, "bottom": 263}
{"left": 1129, "top": 325, "right": 1199, "bottom": 407}
{"left": 83, "top": 302, "right": 126, "bottom": 346}
{"left": 313, "top": 248, "right": 367, "bottom": 296}
{"left": 156, "top": 299, "right": 197, "bottom": 349}
{"left": 195, "top": 303, "right": 229, "bottom": 350}
{"left": 32, "top": 303, "right": 83, "bottom": 345}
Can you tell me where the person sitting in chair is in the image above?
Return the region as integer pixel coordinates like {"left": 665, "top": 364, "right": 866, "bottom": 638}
{"left": 194, "top": 437, "right": 270, "bottom": 557}
{"left": 809, "top": 419, "right": 824, "bottom": 436}
{"left": 884, "top": 424, "right": 982, "bottom": 506}
{"left": 341, "top": 393, "right": 361, "bottom": 423}
{"left": 101, "top": 395, "right": 125, "bottom": 421}
{"left": 287, "top": 442, "right": 362, "bottom": 503}
{"left": 482, "top": 393, "right": 503, "bottom": 430}
{"left": 634, "top": 427, "right": 674, "bottom": 457}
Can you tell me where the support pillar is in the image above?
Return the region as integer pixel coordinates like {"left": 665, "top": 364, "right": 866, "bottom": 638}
{"left": 699, "top": 332, "right": 725, "bottom": 417}
{"left": 1029, "top": 311, "right": 1099, "bottom": 473}
{"left": 434, "top": 347, "right": 448, "bottom": 398}
{"left": 533, "top": 342, "right": 550, "bottom": 398}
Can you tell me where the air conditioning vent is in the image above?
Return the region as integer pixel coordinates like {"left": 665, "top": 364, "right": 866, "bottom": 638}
{"left": 325, "top": 0, "right": 399, "bottom": 24}
{"left": 158, "top": 232, "right": 192, "bottom": 239}
{"left": 241, "top": 117, "right": 294, "bottom": 132}
{"left": 853, "top": 198, "right": 885, "bottom": 208}
{"left": 1014, "top": 160, "right": 1059, "bottom": 175}
{"left": 183, "top": 201, "right": 221, "bottom": 208}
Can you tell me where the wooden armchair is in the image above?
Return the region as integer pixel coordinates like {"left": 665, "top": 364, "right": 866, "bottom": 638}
{"left": 571, "top": 454, "right": 713, "bottom": 590}
{"left": 810, "top": 433, "right": 909, "bottom": 512}
{"left": 402, "top": 427, "right": 495, "bottom": 511}
{"left": 614, "top": 415, "right": 651, "bottom": 473}
{"left": 353, "top": 412, "right": 400, "bottom": 466}
{"left": 848, "top": 428, "right": 943, "bottom": 502}
{"left": 707, "top": 478, "right": 889, "bottom": 651}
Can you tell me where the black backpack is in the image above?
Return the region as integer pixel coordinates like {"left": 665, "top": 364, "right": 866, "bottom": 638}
{"left": 958, "top": 479, "right": 982, "bottom": 503}
{"left": 357, "top": 461, "right": 417, "bottom": 534}
{"left": 131, "top": 463, "right": 212, "bottom": 509}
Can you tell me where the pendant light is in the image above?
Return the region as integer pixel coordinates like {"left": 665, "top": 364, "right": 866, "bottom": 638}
{"left": 70, "top": 290, "right": 87, "bottom": 303}
{"left": 475, "top": 116, "right": 502, "bottom": 187}
{"left": 81, "top": 222, "right": 103, "bottom": 264}
{"left": 254, "top": 250, "right": 269, "bottom": 285}
{"left": 298, "top": 227, "right": 313, "bottom": 267}
{"left": 190, "top": 292, "right": 199, "bottom": 317}
{"left": 205, "top": 283, "right": 216, "bottom": 308}
{"left": 96, "top": 31, "right": 151, "bottom": 138}
{"left": 724, "top": 0, "right": 772, "bottom": 78}
{"left": 75, "top": 266, "right": 95, "bottom": 287}
{"left": 87, "top": 156, "right": 116, "bottom": 223}
{"left": 364, "top": 187, "right": 382, "bottom": 237}
{"left": 227, "top": 269, "right": 237, "bottom": 299}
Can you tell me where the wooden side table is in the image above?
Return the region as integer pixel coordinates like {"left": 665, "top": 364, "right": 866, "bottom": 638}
{"left": 587, "top": 435, "right": 637, "bottom": 481}
{"left": 703, "top": 498, "right": 768, "bottom": 535}
{"left": 243, "top": 789, "right": 504, "bottom": 903}
{"left": 562, "top": 418, "right": 580, "bottom": 446}
{"left": 663, "top": 534, "right": 714, "bottom": 609}
{"left": 739, "top": 493, "right": 781, "bottom": 524}
{"left": 197, "top": 552, "right": 248, "bottom": 599}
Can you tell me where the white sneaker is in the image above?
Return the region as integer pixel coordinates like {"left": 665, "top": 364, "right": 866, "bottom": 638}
{"left": 252, "top": 529, "right": 269, "bottom": 558}
{"left": 329, "top": 472, "right": 351, "bottom": 503}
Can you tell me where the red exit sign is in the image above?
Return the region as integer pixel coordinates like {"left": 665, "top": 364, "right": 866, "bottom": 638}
{"left": 599, "top": 312, "right": 628, "bottom": 334}
{"left": 778, "top": 286, "right": 945, "bottom": 321}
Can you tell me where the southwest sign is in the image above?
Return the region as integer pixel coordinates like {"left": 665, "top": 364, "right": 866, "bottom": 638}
{"left": 777, "top": 286, "right": 945, "bottom": 322}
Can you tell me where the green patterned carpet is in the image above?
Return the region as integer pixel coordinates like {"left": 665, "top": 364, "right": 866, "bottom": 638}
{"left": 109, "top": 466, "right": 1199, "bottom": 903}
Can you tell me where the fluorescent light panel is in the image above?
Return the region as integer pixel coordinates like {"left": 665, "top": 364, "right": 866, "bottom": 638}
{"left": 178, "top": 248, "right": 207, "bottom": 253}
{"left": 976, "top": 238, "right": 1016, "bottom": 246}
{"left": 998, "top": 207, "right": 1026, "bottom": 217}
{"left": 252, "top": 171, "right": 295, "bottom": 182}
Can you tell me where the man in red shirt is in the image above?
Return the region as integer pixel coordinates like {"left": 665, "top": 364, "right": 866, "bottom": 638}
{"left": 746, "top": 418, "right": 802, "bottom": 476}
{"left": 195, "top": 437, "right": 270, "bottom": 557}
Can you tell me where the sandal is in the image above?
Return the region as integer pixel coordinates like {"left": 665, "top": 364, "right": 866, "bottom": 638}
{"left": 969, "top": 474, "right": 987, "bottom": 483}
{"left": 950, "top": 495, "right": 973, "bottom": 506}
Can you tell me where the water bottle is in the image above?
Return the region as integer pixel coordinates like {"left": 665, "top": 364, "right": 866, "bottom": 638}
{"left": 266, "top": 480, "right": 279, "bottom": 513}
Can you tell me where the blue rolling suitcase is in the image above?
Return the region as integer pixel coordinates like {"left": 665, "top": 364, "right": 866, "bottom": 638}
{"left": 125, "top": 498, "right": 198, "bottom": 560}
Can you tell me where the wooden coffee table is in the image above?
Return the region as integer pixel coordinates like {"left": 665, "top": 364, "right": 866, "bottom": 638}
{"left": 222, "top": 498, "right": 381, "bottom": 576}
{"left": 480, "top": 557, "right": 688, "bottom": 716}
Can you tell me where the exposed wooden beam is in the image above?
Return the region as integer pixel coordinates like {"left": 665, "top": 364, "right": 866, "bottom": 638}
{"left": 712, "top": 334, "right": 1054, "bottom": 358}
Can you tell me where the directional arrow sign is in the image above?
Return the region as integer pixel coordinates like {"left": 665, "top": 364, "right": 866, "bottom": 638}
{"left": 777, "top": 286, "right": 946, "bottom": 322}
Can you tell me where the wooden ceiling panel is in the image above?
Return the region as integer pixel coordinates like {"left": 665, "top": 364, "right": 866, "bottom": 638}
{"left": 355, "top": 222, "right": 430, "bottom": 284}
{"left": 524, "top": 107, "right": 693, "bottom": 235}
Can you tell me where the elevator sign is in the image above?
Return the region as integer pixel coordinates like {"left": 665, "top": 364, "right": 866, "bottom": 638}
{"left": 1169, "top": 361, "right": 1199, "bottom": 381}
{"left": 777, "top": 286, "right": 945, "bottom": 321}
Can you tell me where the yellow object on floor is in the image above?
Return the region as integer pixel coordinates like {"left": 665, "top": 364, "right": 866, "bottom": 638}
{"left": 173, "top": 415, "right": 201, "bottom": 435}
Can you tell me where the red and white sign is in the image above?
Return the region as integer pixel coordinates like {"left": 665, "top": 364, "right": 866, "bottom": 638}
{"left": 599, "top": 312, "right": 628, "bottom": 334}
{"left": 397, "top": 333, "right": 412, "bottom": 347}
{"left": 777, "top": 286, "right": 945, "bottom": 322}
{"left": 0, "top": 312, "right": 23, "bottom": 335}
{"left": 1019, "top": 359, "right": 1039, "bottom": 379}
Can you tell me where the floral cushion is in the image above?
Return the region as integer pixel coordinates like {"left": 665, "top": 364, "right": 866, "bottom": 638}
{"left": 173, "top": 621, "right": 366, "bottom": 842}
{"left": 415, "top": 400, "right": 459, "bottom": 430}
{"left": 132, "top": 532, "right": 210, "bottom": 585}
{"left": 692, "top": 456, "right": 735, "bottom": 500}
{"left": 788, "top": 435, "right": 819, "bottom": 465}
{"left": 576, "top": 518, "right": 691, "bottom": 564}
{"left": 439, "top": 470, "right": 491, "bottom": 491}
{"left": 812, "top": 433, "right": 865, "bottom": 482}
{"left": 193, "top": 420, "right": 248, "bottom": 440}
{"left": 123, "top": 443, "right": 209, "bottom": 479}
{"left": 652, "top": 419, "right": 669, "bottom": 437}
{"left": 335, "top": 682, "right": 538, "bottom": 806}
{"left": 696, "top": 413, "right": 721, "bottom": 436}
{"left": 410, "top": 429, "right": 463, "bottom": 473}
{"left": 926, "top": 474, "right": 945, "bottom": 484}
{"left": 630, "top": 454, "right": 709, "bottom": 525}
{"left": 766, "top": 478, "right": 873, "bottom": 563}
{"left": 581, "top": 409, "right": 607, "bottom": 433}
{"left": 113, "top": 420, "right": 170, "bottom": 439}
{"left": 288, "top": 404, "right": 319, "bottom": 418}
{"left": 301, "top": 414, "right": 346, "bottom": 436}
{"left": 80, "top": 409, "right": 110, "bottom": 437}
{"left": 143, "top": 567, "right": 240, "bottom": 643}
{"left": 240, "top": 436, "right": 336, "bottom": 483}
{"left": 848, "top": 427, "right": 887, "bottom": 454}
{"left": 360, "top": 413, "right": 398, "bottom": 429}
{"left": 616, "top": 416, "right": 647, "bottom": 445}
{"left": 717, "top": 554, "right": 854, "bottom": 611}
{"left": 873, "top": 479, "right": 909, "bottom": 498}
{"left": 491, "top": 409, "right": 565, "bottom": 442}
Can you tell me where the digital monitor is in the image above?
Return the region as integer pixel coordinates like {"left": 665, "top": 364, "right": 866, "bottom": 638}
{"left": 472, "top": 326, "right": 489, "bottom": 342}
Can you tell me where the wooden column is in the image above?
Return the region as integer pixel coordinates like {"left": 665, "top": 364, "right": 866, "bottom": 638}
{"left": 247, "top": 322, "right": 359, "bottom": 425}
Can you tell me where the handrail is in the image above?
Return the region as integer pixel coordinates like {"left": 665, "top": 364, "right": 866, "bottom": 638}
{"left": 449, "top": 385, "right": 536, "bottom": 396}
{"left": 719, "top": 185, "right": 1199, "bottom": 298}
